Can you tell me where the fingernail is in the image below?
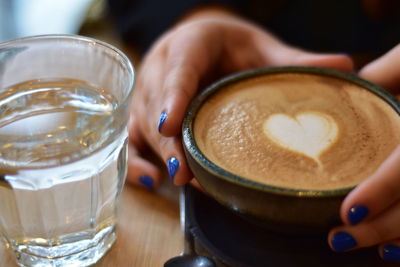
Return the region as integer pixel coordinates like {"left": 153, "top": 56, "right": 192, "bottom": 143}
{"left": 331, "top": 232, "right": 357, "bottom": 252}
{"left": 348, "top": 205, "right": 369, "bottom": 225}
{"left": 382, "top": 244, "right": 400, "bottom": 261}
{"left": 158, "top": 111, "right": 168, "bottom": 133}
{"left": 139, "top": 175, "right": 154, "bottom": 190}
{"left": 167, "top": 157, "right": 179, "bottom": 180}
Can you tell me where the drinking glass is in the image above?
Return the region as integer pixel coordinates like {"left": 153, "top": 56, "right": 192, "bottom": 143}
{"left": 0, "top": 35, "right": 134, "bottom": 266}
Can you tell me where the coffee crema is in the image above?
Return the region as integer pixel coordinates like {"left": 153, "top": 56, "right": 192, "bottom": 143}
{"left": 194, "top": 73, "right": 400, "bottom": 190}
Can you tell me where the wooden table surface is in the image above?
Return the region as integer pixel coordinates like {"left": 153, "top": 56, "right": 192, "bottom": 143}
{"left": 0, "top": 183, "right": 183, "bottom": 267}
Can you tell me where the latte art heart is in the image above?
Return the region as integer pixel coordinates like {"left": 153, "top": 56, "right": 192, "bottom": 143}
{"left": 263, "top": 111, "right": 339, "bottom": 161}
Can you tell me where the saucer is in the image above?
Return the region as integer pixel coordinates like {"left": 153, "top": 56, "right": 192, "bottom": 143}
{"left": 185, "top": 186, "right": 397, "bottom": 267}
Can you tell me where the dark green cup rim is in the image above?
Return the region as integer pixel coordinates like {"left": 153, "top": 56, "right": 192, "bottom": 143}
{"left": 182, "top": 66, "right": 400, "bottom": 197}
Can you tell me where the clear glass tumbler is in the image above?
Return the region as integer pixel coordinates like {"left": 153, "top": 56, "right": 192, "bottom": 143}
{"left": 0, "top": 35, "right": 134, "bottom": 266}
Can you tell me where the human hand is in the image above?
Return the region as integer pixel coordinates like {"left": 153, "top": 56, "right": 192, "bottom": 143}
{"left": 359, "top": 43, "right": 400, "bottom": 97}
{"left": 127, "top": 7, "right": 354, "bottom": 190}
{"left": 328, "top": 44, "right": 400, "bottom": 261}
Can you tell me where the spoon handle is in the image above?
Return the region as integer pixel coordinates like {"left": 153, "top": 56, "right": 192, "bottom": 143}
{"left": 181, "top": 184, "right": 195, "bottom": 255}
{"left": 163, "top": 185, "right": 216, "bottom": 267}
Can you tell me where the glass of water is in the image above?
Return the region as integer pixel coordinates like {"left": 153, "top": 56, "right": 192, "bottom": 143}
{"left": 0, "top": 35, "right": 134, "bottom": 266}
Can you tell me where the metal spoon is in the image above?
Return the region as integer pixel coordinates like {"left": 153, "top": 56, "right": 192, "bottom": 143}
{"left": 164, "top": 185, "right": 216, "bottom": 267}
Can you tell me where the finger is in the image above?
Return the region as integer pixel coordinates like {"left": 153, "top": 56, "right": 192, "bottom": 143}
{"left": 158, "top": 28, "right": 220, "bottom": 137}
{"left": 136, "top": 47, "right": 169, "bottom": 140}
{"left": 158, "top": 135, "right": 193, "bottom": 186}
{"left": 142, "top": 112, "right": 194, "bottom": 187}
{"left": 134, "top": 56, "right": 194, "bottom": 187}
{"left": 379, "top": 240, "right": 400, "bottom": 262}
{"left": 291, "top": 52, "right": 354, "bottom": 73}
{"left": 158, "top": 63, "right": 200, "bottom": 137}
{"left": 340, "top": 145, "right": 400, "bottom": 225}
{"left": 328, "top": 200, "right": 400, "bottom": 252}
{"left": 126, "top": 143, "right": 163, "bottom": 190}
{"left": 359, "top": 44, "right": 400, "bottom": 94}
{"left": 263, "top": 44, "right": 355, "bottom": 73}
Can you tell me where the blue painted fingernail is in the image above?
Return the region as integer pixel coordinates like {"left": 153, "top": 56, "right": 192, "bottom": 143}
{"left": 158, "top": 111, "right": 168, "bottom": 133}
{"left": 139, "top": 175, "right": 154, "bottom": 190}
{"left": 383, "top": 244, "right": 400, "bottom": 261}
{"left": 348, "top": 205, "right": 369, "bottom": 225}
{"left": 331, "top": 232, "right": 357, "bottom": 252}
{"left": 167, "top": 157, "right": 179, "bottom": 180}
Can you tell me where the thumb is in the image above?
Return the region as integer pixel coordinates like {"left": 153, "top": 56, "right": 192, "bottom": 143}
{"left": 359, "top": 44, "right": 400, "bottom": 94}
{"left": 291, "top": 52, "right": 354, "bottom": 73}
{"left": 263, "top": 44, "right": 354, "bottom": 73}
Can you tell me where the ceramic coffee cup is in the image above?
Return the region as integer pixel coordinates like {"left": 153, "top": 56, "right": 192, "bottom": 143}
{"left": 182, "top": 66, "right": 400, "bottom": 233}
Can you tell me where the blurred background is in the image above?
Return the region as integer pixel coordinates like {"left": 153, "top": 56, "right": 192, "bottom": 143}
{"left": 0, "top": 0, "right": 121, "bottom": 46}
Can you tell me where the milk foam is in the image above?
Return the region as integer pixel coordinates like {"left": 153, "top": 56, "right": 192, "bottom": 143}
{"left": 194, "top": 73, "right": 400, "bottom": 190}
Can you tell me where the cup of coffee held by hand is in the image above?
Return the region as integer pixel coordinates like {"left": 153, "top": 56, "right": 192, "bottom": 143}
{"left": 182, "top": 66, "right": 400, "bottom": 233}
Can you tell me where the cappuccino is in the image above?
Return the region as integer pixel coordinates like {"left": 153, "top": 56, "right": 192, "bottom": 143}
{"left": 194, "top": 72, "right": 400, "bottom": 190}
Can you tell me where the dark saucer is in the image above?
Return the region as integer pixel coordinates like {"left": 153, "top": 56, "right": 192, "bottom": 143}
{"left": 185, "top": 186, "right": 397, "bottom": 267}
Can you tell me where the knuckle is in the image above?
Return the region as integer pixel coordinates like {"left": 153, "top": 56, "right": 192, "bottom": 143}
{"left": 179, "top": 83, "right": 193, "bottom": 102}
{"left": 366, "top": 224, "right": 391, "bottom": 246}
{"left": 158, "top": 137, "right": 170, "bottom": 158}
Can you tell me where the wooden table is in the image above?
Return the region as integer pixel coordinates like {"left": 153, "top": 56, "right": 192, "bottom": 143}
{"left": 0, "top": 183, "right": 182, "bottom": 267}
